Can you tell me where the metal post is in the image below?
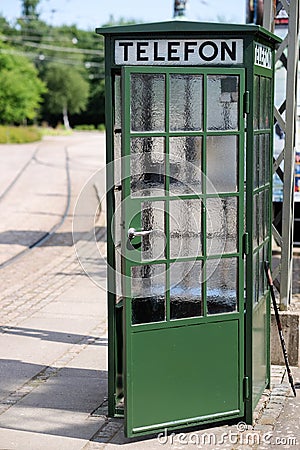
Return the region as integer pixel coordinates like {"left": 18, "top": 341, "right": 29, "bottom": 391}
{"left": 263, "top": 0, "right": 275, "bottom": 31}
{"left": 279, "top": 0, "right": 299, "bottom": 309}
{"left": 263, "top": 0, "right": 300, "bottom": 309}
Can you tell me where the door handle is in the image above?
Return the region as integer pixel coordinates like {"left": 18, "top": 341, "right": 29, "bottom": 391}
{"left": 128, "top": 227, "right": 152, "bottom": 240}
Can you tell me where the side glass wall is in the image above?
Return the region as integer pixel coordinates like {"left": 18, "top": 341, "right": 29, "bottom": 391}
{"left": 252, "top": 72, "right": 272, "bottom": 405}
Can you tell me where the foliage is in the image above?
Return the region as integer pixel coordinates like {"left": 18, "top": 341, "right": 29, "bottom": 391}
{"left": 0, "top": 2, "right": 138, "bottom": 127}
{"left": 74, "top": 124, "right": 96, "bottom": 130}
{"left": 21, "top": 0, "right": 40, "bottom": 19}
{"left": 0, "top": 43, "right": 47, "bottom": 124}
{"left": 43, "top": 64, "right": 89, "bottom": 127}
{"left": 0, "top": 125, "right": 42, "bottom": 143}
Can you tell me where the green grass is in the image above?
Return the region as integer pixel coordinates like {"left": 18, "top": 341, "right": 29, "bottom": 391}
{"left": 39, "top": 127, "right": 73, "bottom": 137}
{"left": 0, "top": 126, "right": 42, "bottom": 144}
{"left": 0, "top": 124, "right": 105, "bottom": 144}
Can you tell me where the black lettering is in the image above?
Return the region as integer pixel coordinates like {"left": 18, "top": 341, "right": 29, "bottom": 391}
{"left": 118, "top": 42, "right": 134, "bottom": 62}
{"left": 199, "top": 41, "right": 218, "bottom": 61}
{"left": 136, "top": 42, "right": 149, "bottom": 61}
{"left": 153, "top": 41, "right": 165, "bottom": 61}
{"left": 168, "top": 42, "right": 180, "bottom": 61}
{"left": 184, "top": 41, "right": 197, "bottom": 61}
{"left": 221, "top": 41, "right": 237, "bottom": 61}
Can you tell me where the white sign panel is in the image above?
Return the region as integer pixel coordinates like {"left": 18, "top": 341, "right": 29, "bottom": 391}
{"left": 115, "top": 39, "right": 243, "bottom": 65}
{"left": 254, "top": 42, "right": 272, "bottom": 69}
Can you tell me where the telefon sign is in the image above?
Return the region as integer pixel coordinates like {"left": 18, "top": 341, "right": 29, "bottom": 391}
{"left": 115, "top": 39, "right": 243, "bottom": 65}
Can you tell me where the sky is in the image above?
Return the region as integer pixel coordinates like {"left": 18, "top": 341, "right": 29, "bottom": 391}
{"left": 0, "top": 0, "right": 247, "bottom": 31}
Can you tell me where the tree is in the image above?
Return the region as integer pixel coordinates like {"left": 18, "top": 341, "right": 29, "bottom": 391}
{"left": 43, "top": 64, "right": 89, "bottom": 129}
{"left": 0, "top": 43, "right": 46, "bottom": 124}
{"left": 21, "top": 0, "right": 40, "bottom": 20}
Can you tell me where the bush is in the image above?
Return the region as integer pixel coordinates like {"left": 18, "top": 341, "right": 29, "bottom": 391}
{"left": 0, "top": 126, "right": 42, "bottom": 144}
{"left": 98, "top": 124, "right": 105, "bottom": 131}
{"left": 74, "top": 124, "right": 96, "bottom": 131}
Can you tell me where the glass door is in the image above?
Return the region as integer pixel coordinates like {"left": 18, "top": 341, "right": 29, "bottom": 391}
{"left": 120, "top": 67, "right": 245, "bottom": 437}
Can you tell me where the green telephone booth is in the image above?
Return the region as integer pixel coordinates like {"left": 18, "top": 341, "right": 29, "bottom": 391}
{"left": 96, "top": 21, "right": 281, "bottom": 437}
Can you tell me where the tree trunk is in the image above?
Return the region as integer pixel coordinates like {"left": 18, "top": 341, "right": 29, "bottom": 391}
{"left": 62, "top": 105, "right": 71, "bottom": 130}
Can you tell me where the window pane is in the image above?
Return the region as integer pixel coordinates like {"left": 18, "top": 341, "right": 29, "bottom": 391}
{"left": 130, "top": 137, "right": 165, "bottom": 197}
{"left": 260, "top": 77, "right": 271, "bottom": 130}
{"left": 259, "top": 134, "right": 265, "bottom": 187}
{"left": 265, "top": 134, "right": 270, "bottom": 184}
{"left": 263, "top": 78, "right": 271, "bottom": 129}
{"left": 253, "top": 134, "right": 259, "bottom": 189}
{"left": 170, "top": 74, "right": 203, "bottom": 131}
{"left": 254, "top": 76, "right": 260, "bottom": 130}
{"left": 207, "top": 75, "right": 239, "bottom": 131}
{"left": 254, "top": 193, "right": 259, "bottom": 249}
{"left": 131, "top": 264, "right": 165, "bottom": 325}
{"left": 206, "top": 197, "right": 238, "bottom": 255}
{"left": 258, "top": 190, "right": 264, "bottom": 244}
{"left": 253, "top": 251, "right": 259, "bottom": 305}
{"left": 258, "top": 247, "right": 264, "bottom": 301}
{"left": 206, "top": 258, "right": 238, "bottom": 314}
{"left": 141, "top": 201, "right": 165, "bottom": 261}
{"left": 170, "top": 261, "right": 203, "bottom": 319}
{"left": 169, "top": 136, "right": 202, "bottom": 194}
{"left": 170, "top": 199, "right": 202, "bottom": 258}
{"left": 114, "top": 74, "right": 121, "bottom": 129}
{"left": 131, "top": 73, "right": 165, "bottom": 132}
{"left": 264, "top": 189, "right": 270, "bottom": 240}
{"left": 206, "top": 135, "right": 238, "bottom": 193}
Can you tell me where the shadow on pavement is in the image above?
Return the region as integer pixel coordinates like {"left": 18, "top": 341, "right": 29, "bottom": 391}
{"left": 0, "top": 326, "right": 107, "bottom": 346}
{"left": 0, "top": 359, "right": 107, "bottom": 440}
{"left": 0, "top": 227, "right": 106, "bottom": 247}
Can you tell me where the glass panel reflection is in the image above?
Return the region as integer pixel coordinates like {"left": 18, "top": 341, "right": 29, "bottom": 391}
{"left": 131, "top": 264, "right": 165, "bottom": 325}
{"left": 207, "top": 75, "right": 239, "bottom": 131}
{"left": 206, "top": 197, "right": 237, "bottom": 255}
{"left": 141, "top": 201, "right": 165, "bottom": 261}
{"left": 253, "top": 251, "right": 258, "bottom": 304}
{"left": 130, "top": 73, "right": 165, "bottom": 132}
{"left": 170, "top": 199, "right": 202, "bottom": 258}
{"left": 170, "top": 261, "right": 202, "bottom": 319}
{"left": 265, "top": 134, "right": 270, "bottom": 184}
{"left": 253, "top": 194, "right": 258, "bottom": 249}
{"left": 259, "top": 77, "right": 271, "bottom": 130}
{"left": 170, "top": 74, "right": 203, "bottom": 131}
{"left": 264, "top": 189, "right": 269, "bottom": 240}
{"left": 253, "top": 134, "right": 259, "bottom": 189}
{"left": 206, "top": 258, "right": 237, "bottom": 314}
{"left": 206, "top": 135, "right": 238, "bottom": 193}
{"left": 131, "top": 137, "right": 165, "bottom": 197}
{"left": 169, "top": 136, "right": 202, "bottom": 194}
{"left": 259, "top": 134, "right": 265, "bottom": 187}
{"left": 258, "top": 190, "right": 264, "bottom": 244}
{"left": 114, "top": 74, "right": 121, "bottom": 129}
{"left": 254, "top": 75, "right": 259, "bottom": 130}
{"left": 258, "top": 246, "right": 264, "bottom": 301}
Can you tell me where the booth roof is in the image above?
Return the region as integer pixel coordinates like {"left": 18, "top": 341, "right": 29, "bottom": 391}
{"left": 95, "top": 20, "right": 281, "bottom": 44}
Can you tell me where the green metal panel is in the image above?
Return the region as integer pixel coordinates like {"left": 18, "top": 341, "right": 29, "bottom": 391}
{"left": 129, "top": 321, "right": 241, "bottom": 435}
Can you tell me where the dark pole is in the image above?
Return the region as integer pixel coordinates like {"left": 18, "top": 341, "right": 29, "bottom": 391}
{"left": 264, "top": 261, "right": 297, "bottom": 397}
{"left": 174, "top": 0, "right": 187, "bottom": 18}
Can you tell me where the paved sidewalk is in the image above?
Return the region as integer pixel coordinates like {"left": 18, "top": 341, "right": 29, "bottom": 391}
{"left": 0, "top": 234, "right": 297, "bottom": 449}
